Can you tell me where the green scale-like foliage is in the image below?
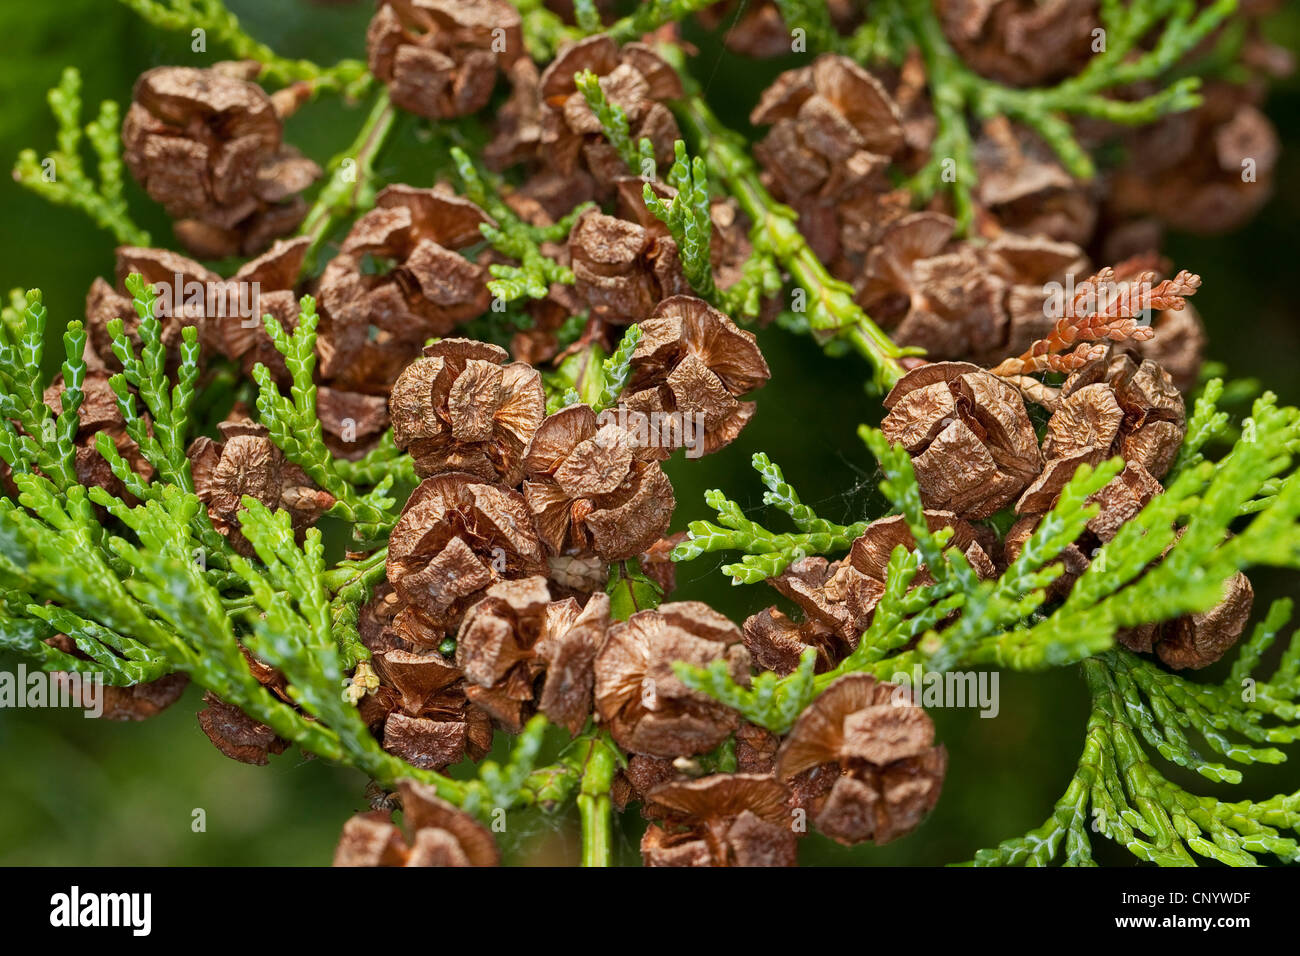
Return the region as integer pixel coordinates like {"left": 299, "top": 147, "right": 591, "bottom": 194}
{"left": 670, "top": 382, "right": 1300, "bottom": 863}
{"left": 0, "top": 282, "right": 600, "bottom": 826}
{"left": 4, "top": 0, "right": 1295, "bottom": 869}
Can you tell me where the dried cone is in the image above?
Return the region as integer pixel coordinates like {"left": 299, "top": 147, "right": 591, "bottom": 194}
{"left": 567, "top": 209, "right": 689, "bottom": 324}
{"left": 776, "top": 674, "right": 946, "bottom": 845}
{"left": 983, "top": 233, "right": 1090, "bottom": 363}
{"left": 938, "top": 0, "right": 1098, "bottom": 87}
{"left": 857, "top": 213, "right": 1088, "bottom": 364}
{"left": 485, "top": 57, "right": 545, "bottom": 171}
{"left": 367, "top": 0, "right": 522, "bottom": 119}
{"left": 742, "top": 557, "right": 865, "bottom": 676}
{"left": 882, "top": 361, "right": 1041, "bottom": 519}
{"left": 504, "top": 281, "right": 586, "bottom": 368}
{"left": 84, "top": 240, "right": 308, "bottom": 374}
{"left": 316, "top": 386, "right": 392, "bottom": 461}
{"left": 751, "top": 54, "right": 903, "bottom": 204}
{"left": 357, "top": 585, "right": 493, "bottom": 770}
{"left": 641, "top": 774, "right": 797, "bottom": 867}
{"left": 333, "top": 779, "right": 499, "bottom": 867}
{"left": 208, "top": 238, "right": 310, "bottom": 377}
{"left": 81, "top": 244, "right": 394, "bottom": 462}
{"left": 538, "top": 35, "right": 683, "bottom": 185}
{"left": 973, "top": 116, "right": 1096, "bottom": 246}
{"left": 611, "top": 753, "right": 681, "bottom": 816}
{"left": 196, "top": 692, "right": 289, "bottom": 766}
{"left": 122, "top": 66, "right": 320, "bottom": 258}
{"left": 1015, "top": 354, "right": 1185, "bottom": 532}
{"left": 594, "top": 602, "right": 751, "bottom": 758}
{"left": 188, "top": 418, "right": 336, "bottom": 556}
{"left": 455, "top": 577, "right": 610, "bottom": 733}
{"left": 745, "top": 511, "right": 999, "bottom": 674}
{"left": 1120, "top": 572, "right": 1255, "bottom": 670}
{"left": 613, "top": 183, "right": 758, "bottom": 315}
{"left": 1107, "top": 81, "right": 1282, "bottom": 236}
{"left": 317, "top": 185, "right": 492, "bottom": 394}
{"left": 96, "top": 675, "right": 190, "bottom": 721}
{"left": 389, "top": 338, "right": 545, "bottom": 484}
{"left": 1004, "top": 360, "right": 1249, "bottom": 675}
{"left": 748, "top": 54, "right": 905, "bottom": 265}
{"left": 521, "top": 404, "right": 675, "bottom": 562}
{"left": 619, "top": 295, "right": 771, "bottom": 460}
{"left": 700, "top": 0, "right": 860, "bottom": 58}
{"left": 385, "top": 472, "right": 547, "bottom": 638}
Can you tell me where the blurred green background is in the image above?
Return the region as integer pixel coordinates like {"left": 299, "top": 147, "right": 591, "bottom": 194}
{"left": 0, "top": 1, "right": 1297, "bottom": 866}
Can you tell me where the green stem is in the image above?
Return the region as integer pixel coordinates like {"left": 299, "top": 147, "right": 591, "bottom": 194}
{"left": 579, "top": 792, "right": 612, "bottom": 867}
{"left": 574, "top": 731, "right": 619, "bottom": 867}
{"left": 299, "top": 89, "right": 396, "bottom": 273}
{"left": 117, "top": 0, "right": 368, "bottom": 91}
{"left": 672, "top": 92, "right": 914, "bottom": 391}
{"left": 323, "top": 546, "right": 389, "bottom": 595}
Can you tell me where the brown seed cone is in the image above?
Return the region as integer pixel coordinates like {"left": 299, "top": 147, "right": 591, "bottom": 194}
{"left": 748, "top": 51, "right": 915, "bottom": 269}
{"left": 746, "top": 557, "right": 863, "bottom": 673}
{"left": 317, "top": 185, "right": 493, "bottom": 394}
{"left": 699, "top": 0, "right": 860, "bottom": 58}
{"left": 1015, "top": 353, "right": 1185, "bottom": 521}
{"left": 614, "top": 181, "right": 759, "bottom": 311}
{"left": 1121, "top": 572, "right": 1255, "bottom": 671}
{"left": 1009, "top": 504, "right": 1253, "bottom": 673}
{"left": 356, "top": 591, "right": 494, "bottom": 771}
{"left": 43, "top": 635, "right": 190, "bottom": 721}
{"left": 84, "top": 240, "right": 303, "bottom": 376}
{"left": 389, "top": 338, "right": 545, "bottom": 484}
{"left": 122, "top": 67, "right": 320, "bottom": 258}
{"left": 593, "top": 602, "right": 751, "bottom": 758}
{"left": 618, "top": 295, "right": 771, "bottom": 461}
{"left": 188, "top": 417, "right": 336, "bottom": 557}
{"left": 504, "top": 281, "right": 586, "bottom": 368}
{"left": 333, "top": 779, "right": 499, "bottom": 867}
{"left": 743, "top": 604, "right": 845, "bottom": 678}
{"left": 538, "top": 35, "right": 683, "bottom": 186}
{"left": 1010, "top": 519, "right": 1255, "bottom": 672}
{"left": 641, "top": 773, "right": 797, "bottom": 867}
{"left": 316, "top": 386, "right": 392, "bottom": 461}
{"left": 521, "top": 404, "right": 675, "bottom": 561}
{"left": 983, "top": 232, "right": 1091, "bottom": 363}
{"left": 938, "top": 0, "right": 1100, "bottom": 87}
{"left": 746, "top": 512, "right": 998, "bottom": 673}
{"left": 974, "top": 117, "right": 1097, "bottom": 247}
{"left": 751, "top": 54, "right": 903, "bottom": 205}
{"left": 1106, "top": 80, "right": 1282, "bottom": 237}
{"left": 196, "top": 691, "right": 290, "bottom": 766}
{"left": 775, "top": 674, "right": 946, "bottom": 845}
{"left": 567, "top": 209, "right": 690, "bottom": 324}
{"left": 385, "top": 472, "right": 548, "bottom": 640}
{"left": 485, "top": 56, "right": 546, "bottom": 171}
{"left": 95, "top": 674, "right": 190, "bottom": 721}
{"left": 611, "top": 753, "right": 680, "bottom": 815}
{"left": 454, "top": 577, "right": 610, "bottom": 733}
{"left": 367, "top": 0, "right": 523, "bottom": 120}
{"left": 882, "top": 361, "right": 1041, "bottom": 519}
{"left": 856, "top": 213, "right": 1089, "bottom": 365}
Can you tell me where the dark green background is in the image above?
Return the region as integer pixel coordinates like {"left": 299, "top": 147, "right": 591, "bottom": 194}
{"left": 0, "top": 1, "right": 1297, "bottom": 865}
